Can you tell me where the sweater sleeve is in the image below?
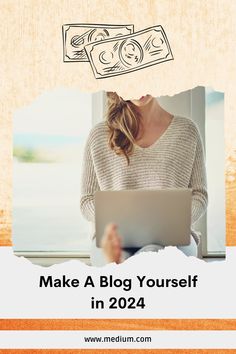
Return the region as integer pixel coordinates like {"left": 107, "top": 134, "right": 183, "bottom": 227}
{"left": 80, "top": 129, "right": 100, "bottom": 223}
{"left": 189, "top": 125, "right": 208, "bottom": 225}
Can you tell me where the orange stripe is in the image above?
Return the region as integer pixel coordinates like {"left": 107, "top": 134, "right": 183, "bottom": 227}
{"left": 0, "top": 350, "right": 236, "bottom": 353}
{"left": 0, "top": 239, "right": 12, "bottom": 246}
{"left": 0, "top": 221, "right": 11, "bottom": 246}
{"left": 226, "top": 183, "right": 236, "bottom": 246}
{"left": 0, "top": 319, "right": 236, "bottom": 330}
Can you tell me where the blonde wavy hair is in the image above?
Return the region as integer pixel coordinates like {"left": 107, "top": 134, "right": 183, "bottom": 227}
{"left": 106, "top": 92, "right": 142, "bottom": 164}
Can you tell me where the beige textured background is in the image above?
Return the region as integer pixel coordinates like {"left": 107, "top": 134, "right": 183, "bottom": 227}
{"left": 0, "top": 0, "right": 235, "bottom": 246}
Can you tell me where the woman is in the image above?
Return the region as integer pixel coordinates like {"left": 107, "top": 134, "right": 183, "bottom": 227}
{"left": 80, "top": 93, "right": 208, "bottom": 266}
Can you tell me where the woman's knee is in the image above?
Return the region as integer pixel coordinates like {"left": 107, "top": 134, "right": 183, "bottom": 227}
{"left": 134, "top": 244, "right": 164, "bottom": 254}
{"left": 177, "top": 236, "right": 198, "bottom": 257}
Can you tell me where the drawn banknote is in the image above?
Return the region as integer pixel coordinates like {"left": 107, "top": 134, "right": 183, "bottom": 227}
{"left": 62, "top": 23, "right": 134, "bottom": 62}
{"left": 84, "top": 25, "right": 174, "bottom": 79}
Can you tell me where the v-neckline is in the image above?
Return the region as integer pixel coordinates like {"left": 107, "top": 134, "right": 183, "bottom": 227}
{"left": 134, "top": 114, "right": 176, "bottom": 151}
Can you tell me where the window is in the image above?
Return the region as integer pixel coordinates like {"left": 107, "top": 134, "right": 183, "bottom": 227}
{"left": 13, "top": 88, "right": 99, "bottom": 255}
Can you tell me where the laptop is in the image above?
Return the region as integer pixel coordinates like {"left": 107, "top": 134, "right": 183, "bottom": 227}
{"left": 95, "top": 189, "right": 192, "bottom": 248}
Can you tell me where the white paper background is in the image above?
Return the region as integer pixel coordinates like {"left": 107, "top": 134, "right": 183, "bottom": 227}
{"left": 0, "top": 247, "right": 234, "bottom": 318}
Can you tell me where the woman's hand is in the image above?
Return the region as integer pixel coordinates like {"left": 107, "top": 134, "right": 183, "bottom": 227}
{"left": 101, "top": 223, "right": 122, "bottom": 264}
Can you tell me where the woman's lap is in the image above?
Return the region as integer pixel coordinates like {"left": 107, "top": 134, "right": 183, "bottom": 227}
{"left": 177, "top": 235, "right": 198, "bottom": 257}
{"left": 90, "top": 236, "right": 198, "bottom": 267}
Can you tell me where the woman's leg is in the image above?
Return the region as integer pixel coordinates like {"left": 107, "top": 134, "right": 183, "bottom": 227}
{"left": 177, "top": 235, "right": 198, "bottom": 257}
{"left": 90, "top": 237, "right": 133, "bottom": 267}
{"left": 90, "top": 241, "right": 164, "bottom": 266}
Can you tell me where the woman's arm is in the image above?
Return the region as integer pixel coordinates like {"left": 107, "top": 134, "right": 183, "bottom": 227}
{"left": 189, "top": 126, "right": 208, "bottom": 225}
{"left": 80, "top": 130, "right": 99, "bottom": 223}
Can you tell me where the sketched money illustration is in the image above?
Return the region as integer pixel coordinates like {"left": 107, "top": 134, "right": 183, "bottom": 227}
{"left": 62, "top": 24, "right": 174, "bottom": 78}
{"left": 62, "top": 24, "right": 134, "bottom": 62}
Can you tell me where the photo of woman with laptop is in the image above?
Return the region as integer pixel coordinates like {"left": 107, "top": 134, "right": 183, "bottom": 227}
{"left": 80, "top": 92, "right": 208, "bottom": 266}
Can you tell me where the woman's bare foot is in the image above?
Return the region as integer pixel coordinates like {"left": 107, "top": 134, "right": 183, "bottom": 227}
{"left": 101, "top": 223, "right": 122, "bottom": 263}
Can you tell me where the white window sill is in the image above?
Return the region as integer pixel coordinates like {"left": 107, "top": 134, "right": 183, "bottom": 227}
{"left": 14, "top": 251, "right": 225, "bottom": 267}
{"left": 14, "top": 251, "right": 91, "bottom": 267}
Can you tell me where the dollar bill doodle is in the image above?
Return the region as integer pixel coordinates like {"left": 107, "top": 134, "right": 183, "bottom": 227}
{"left": 84, "top": 25, "right": 174, "bottom": 79}
{"left": 62, "top": 23, "right": 134, "bottom": 62}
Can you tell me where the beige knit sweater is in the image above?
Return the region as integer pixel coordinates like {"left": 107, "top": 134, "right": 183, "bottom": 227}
{"left": 80, "top": 115, "right": 208, "bottom": 245}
